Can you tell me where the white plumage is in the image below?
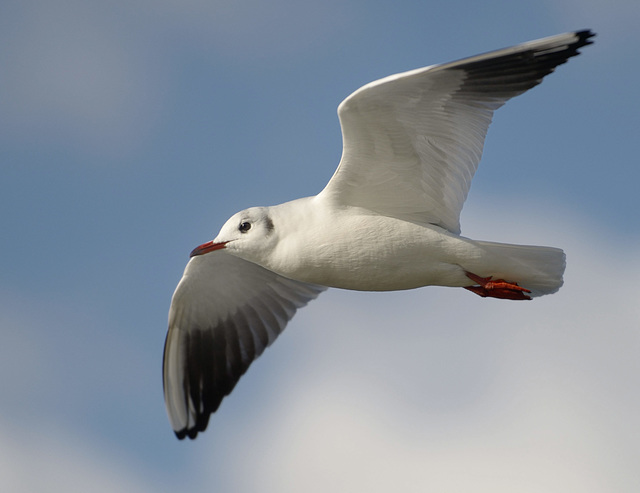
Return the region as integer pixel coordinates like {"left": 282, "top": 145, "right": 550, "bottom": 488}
{"left": 163, "top": 30, "right": 594, "bottom": 439}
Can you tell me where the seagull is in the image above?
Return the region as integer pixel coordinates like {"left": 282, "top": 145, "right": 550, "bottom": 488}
{"left": 163, "top": 30, "right": 594, "bottom": 439}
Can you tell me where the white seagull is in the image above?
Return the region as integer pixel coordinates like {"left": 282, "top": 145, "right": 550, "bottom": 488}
{"left": 163, "top": 30, "right": 594, "bottom": 439}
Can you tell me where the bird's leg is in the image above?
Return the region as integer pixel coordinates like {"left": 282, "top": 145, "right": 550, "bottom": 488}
{"left": 464, "top": 271, "right": 532, "bottom": 300}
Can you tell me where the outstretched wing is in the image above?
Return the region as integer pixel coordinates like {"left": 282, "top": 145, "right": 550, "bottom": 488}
{"left": 319, "top": 30, "right": 594, "bottom": 234}
{"left": 163, "top": 251, "right": 326, "bottom": 439}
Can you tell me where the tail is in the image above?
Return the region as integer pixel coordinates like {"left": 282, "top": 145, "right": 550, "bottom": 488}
{"left": 467, "top": 240, "right": 566, "bottom": 298}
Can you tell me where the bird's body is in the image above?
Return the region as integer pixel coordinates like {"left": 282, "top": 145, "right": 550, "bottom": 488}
{"left": 223, "top": 197, "right": 563, "bottom": 294}
{"left": 163, "top": 30, "right": 594, "bottom": 439}
{"left": 266, "top": 201, "right": 471, "bottom": 291}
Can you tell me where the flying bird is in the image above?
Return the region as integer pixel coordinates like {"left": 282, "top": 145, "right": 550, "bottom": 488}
{"left": 163, "top": 30, "right": 594, "bottom": 439}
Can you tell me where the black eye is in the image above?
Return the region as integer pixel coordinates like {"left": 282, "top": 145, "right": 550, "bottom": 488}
{"left": 239, "top": 221, "right": 251, "bottom": 233}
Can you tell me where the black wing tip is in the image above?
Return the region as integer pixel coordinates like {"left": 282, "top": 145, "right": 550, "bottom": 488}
{"left": 574, "top": 29, "right": 596, "bottom": 45}
{"left": 175, "top": 429, "right": 189, "bottom": 440}
{"left": 174, "top": 418, "right": 211, "bottom": 440}
{"left": 546, "top": 29, "right": 596, "bottom": 64}
{"left": 568, "top": 29, "right": 596, "bottom": 53}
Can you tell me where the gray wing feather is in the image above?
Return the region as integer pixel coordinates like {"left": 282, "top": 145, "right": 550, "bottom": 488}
{"left": 163, "top": 252, "right": 325, "bottom": 439}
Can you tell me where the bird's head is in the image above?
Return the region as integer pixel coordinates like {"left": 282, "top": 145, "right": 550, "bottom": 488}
{"left": 190, "top": 207, "right": 277, "bottom": 262}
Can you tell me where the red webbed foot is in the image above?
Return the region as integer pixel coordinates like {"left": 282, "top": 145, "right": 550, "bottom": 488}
{"left": 464, "top": 271, "right": 532, "bottom": 301}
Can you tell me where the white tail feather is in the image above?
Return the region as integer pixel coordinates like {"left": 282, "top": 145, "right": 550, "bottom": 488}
{"left": 467, "top": 240, "right": 566, "bottom": 297}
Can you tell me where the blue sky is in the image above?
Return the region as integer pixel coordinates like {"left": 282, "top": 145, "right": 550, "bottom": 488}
{"left": 1, "top": 0, "right": 639, "bottom": 491}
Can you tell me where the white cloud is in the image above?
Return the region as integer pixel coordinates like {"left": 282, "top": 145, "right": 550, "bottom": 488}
{"left": 0, "top": 421, "right": 159, "bottom": 493}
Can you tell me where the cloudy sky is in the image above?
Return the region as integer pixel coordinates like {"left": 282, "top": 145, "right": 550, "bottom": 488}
{"left": 1, "top": 0, "right": 639, "bottom": 491}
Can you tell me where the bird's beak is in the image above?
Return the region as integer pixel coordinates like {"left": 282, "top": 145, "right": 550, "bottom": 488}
{"left": 190, "top": 241, "right": 228, "bottom": 257}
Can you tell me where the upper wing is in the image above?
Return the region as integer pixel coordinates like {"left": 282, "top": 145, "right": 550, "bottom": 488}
{"left": 163, "top": 251, "right": 326, "bottom": 439}
{"left": 319, "top": 30, "right": 594, "bottom": 234}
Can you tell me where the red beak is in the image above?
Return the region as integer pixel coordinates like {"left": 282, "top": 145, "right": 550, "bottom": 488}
{"left": 190, "top": 240, "right": 228, "bottom": 257}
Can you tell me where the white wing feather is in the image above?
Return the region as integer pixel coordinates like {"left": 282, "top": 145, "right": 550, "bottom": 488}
{"left": 320, "top": 30, "right": 594, "bottom": 234}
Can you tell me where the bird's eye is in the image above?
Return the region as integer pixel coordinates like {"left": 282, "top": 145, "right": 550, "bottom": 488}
{"left": 239, "top": 221, "right": 251, "bottom": 233}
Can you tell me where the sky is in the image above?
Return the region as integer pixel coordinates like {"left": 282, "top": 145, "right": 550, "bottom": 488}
{"left": 1, "top": 0, "right": 639, "bottom": 491}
